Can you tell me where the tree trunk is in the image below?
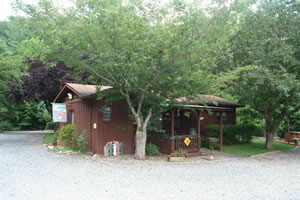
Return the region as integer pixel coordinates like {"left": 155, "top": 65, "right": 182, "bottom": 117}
{"left": 265, "top": 130, "right": 274, "bottom": 150}
{"left": 264, "top": 113, "right": 276, "bottom": 151}
{"left": 134, "top": 129, "right": 147, "bottom": 160}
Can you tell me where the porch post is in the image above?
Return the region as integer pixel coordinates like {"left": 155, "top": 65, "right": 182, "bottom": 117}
{"left": 219, "top": 112, "right": 223, "bottom": 152}
{"left": 197, "top": 111, "right": 201, "bottom": 152}
{"left": 171, "top": 110, "right": 175, "bottom": 153}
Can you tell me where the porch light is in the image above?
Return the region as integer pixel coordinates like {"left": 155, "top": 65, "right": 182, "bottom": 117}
{"left": 200, "top": 117, "right": 204, "bottom": 121}
{"left": 67, "top": 93, "right": 73, "bottom": 100}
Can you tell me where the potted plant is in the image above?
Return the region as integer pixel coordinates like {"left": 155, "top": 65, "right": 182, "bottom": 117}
{"left": 168, "top": 148, "right": 188, "bottom": 162}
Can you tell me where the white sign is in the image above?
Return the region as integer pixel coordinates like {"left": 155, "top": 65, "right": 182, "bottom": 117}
{"left": 52, "top": 103, "right": 67, "bottom": 122}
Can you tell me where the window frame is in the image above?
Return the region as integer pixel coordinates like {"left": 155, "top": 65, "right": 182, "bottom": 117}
{"left": 102, "top": 106, "right": 112, "bottom": 122}
{"left": 68, "top": 110, "right": 75, "bottom": 124}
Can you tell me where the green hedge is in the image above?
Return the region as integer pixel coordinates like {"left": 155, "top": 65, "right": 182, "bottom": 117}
{"left": 204, "top": 124, "right": 263, "bottom": 145}
{"left": 58, "top": 124, "right": 88, "bottom": 153}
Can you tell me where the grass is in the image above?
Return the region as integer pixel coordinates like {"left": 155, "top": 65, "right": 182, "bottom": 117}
{"left": 223, "top": 139, "right": 296, "bottom": 157}
{"left": 44, "top": 133, "right": 56, "bottom": 145}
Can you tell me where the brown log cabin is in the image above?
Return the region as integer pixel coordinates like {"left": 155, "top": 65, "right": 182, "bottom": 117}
{"left": 53, "top": 83, "right": 242, "bottom": 155}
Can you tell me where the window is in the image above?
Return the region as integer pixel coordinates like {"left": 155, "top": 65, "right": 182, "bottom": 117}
{"left": 222, "top": 112, "right": 228, "bottom": 121}
{"left": 68, "top": 110, "right": 74, "bottom": 124}
{"left": 103, "top": 107, "right": 112, "bottom": 121}
{"left": 216, "top": 112, "right": 228, "bottom": 121}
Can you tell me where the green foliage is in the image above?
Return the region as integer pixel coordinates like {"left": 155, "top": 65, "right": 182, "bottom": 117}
{"left": 13, "top": 101, "right": 48, "bottom": 130}
{"left": 292, "top": 138, "right": 299, "bottom": 145}
{"left": 44, "top": 132, "right": 58, "bottom": 145}
{"left": 0, "top": 56, "right": 22, "bottom": 131}
{"left": 230, "top": 0, "right": 300, "bottom": 149}
{"left": 76, "top": 132, "right": 88, "bottom": 154}
{"left": 43, "top": 109, "right": 57, "bottom": 130}
{"left": 58, "top": 124, "right": 87, "bottom": 152}
{"left": 170, "top": 148, "right": 188, "bottom": 158}
{"left": 45, "top": 122, "right": 57, "bottom": 130}
{"left": 205, "top": 124, "right": 262, "bottom": 145}
{"left": 0, "top": 121, "right": 16, "bottom": 132}
{"left": 58, "top": 124, "right": 78, "bottom": 149}
{"left": 208, "top": 142, "right": 219, "bottom": 150}
{"left": 145, "top": 143, "right": 160, "bottom": 156}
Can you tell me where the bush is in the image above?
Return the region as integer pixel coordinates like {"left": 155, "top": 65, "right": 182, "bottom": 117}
{"left": 205, "top": 124, "right": 262, "bottom": 145}
{"left": 58, "top": 124, "right": 87, "bottom": 152}
{"left": 0, "top": 121, "right": 13, "bottom": 132}
{"left": 44, "top": 132, "right": 58, "bottom": 145}
{"left": 45, "top": 122, "right": 57, "bottom": 130}
{"left": 209, "top": 142, "right": 219, "bottom": 150}
{"left": 76, "top": 132, "right": 88, "bottom": 153}
{"left": 58, "top": 124, "right": 77, "bottom": 149}
{"left": 201, "top": 137, "right": 209, "bottom": 148}
{"left": 146, "top": 143, "right": 160, "bottom": 156}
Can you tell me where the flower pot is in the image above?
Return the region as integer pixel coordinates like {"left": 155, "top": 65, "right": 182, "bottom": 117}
{"left": 57, "top": 138, "right": 61, "bottom": 146}
{"left": 168, "top": 156, "right": 185, "bottom": 162}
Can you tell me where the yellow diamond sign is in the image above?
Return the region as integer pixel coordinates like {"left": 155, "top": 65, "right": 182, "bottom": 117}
{"left": 184, "top": 137, "right": 191, "bottom": 146}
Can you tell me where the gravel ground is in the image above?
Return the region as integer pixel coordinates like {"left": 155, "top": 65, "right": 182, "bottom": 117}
{"left": 0, "top": 131, "right": 300, "bottom": 200}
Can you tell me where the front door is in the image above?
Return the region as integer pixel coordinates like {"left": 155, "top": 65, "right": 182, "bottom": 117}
{"left": 90, "top": 101, "right": 103, "bottom": 154}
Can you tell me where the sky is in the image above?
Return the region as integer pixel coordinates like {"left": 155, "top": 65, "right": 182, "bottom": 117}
{"left": 0, "top": 0, "right": 18, "bottom": 20}
{"left": 0, "top": 0, "right": 234, "bottom": 21}
{"left": 0, "top": 0, "right": 73, "bottom": 21}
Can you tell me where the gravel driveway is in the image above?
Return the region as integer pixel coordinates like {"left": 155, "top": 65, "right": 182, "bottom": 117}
{"left": 0, "top": 131, "right": 299, "bottom": 200}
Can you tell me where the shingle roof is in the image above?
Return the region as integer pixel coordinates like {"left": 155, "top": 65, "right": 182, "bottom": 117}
{"left": 66, "top": 83, "right": 111, "bottom": 97}
{"left": 176, "top": 95, "right": 242, "bottom": 108}
{"left": 53, "top": 83, "right": 111, "bottom": 102}
{"left": 54, "top": 83, "right": 242, "bottom": 108}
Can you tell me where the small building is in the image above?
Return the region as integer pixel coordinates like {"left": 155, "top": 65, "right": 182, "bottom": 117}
{"left": 53, "top": 83, "right": 242, "bottom": 155}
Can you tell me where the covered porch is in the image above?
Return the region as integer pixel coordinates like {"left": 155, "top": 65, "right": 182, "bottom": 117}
{"left": 147, "top": 105, "right": 232, "bottom": 154}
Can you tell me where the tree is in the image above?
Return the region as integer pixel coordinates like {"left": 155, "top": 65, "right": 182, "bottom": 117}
{"left": 10, "top": 58, "right": 74, "bottom": 104}
{"left": 0, "top": 56, "right": 21, "bottom": 131}
{"left": 17, "top": 0, "right": 237, "bottom": 159}
{"left": 231, "top": 0, "right": 300, "bottom": 150}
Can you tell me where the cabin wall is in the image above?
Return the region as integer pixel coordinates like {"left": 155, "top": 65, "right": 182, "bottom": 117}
{"left": 58, "top": 98, "right": 92, "bottom": 150}
{"left": 59, "top": 98, "right": 134, "bottom": 155}
{"left": 88, "top": 99, "right": 134, "bottom": 155}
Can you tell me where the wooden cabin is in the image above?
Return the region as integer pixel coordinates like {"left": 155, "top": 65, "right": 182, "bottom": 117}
{"left": 53, "top": 83, "right": 242, "bottom": 155}
{"left": 53, "top": 83, "right": 135, "bottom": 155}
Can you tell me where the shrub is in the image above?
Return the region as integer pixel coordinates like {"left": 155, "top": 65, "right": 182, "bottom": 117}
{"left": 58, "top": 124, "right": 77, "bottom": 149}
{"left": 45, "top": 122, "right": 57, "bottom": 130}
{"left": 0, "top": 121, "right": 13, "bottom": 132}
{"left": 44, "top": 132, "right": 58, "bottom": 145}
{"left": 201, "top": 136, "right": 209, "bottom": 148}
{"left": 146, "top": 143, "right": 160, "bottom": 156}
{"left": 293, "top": 138, "right": 299, "bottom": 145}
{"left": 209, "top": 142, "right": 219, "bottom": 150}
{"left": 58, "top": 124, "right": 87, "bottom": 152}
{"left": 76, "top": 132, "right": 88, "bottom": 153}
{"left": 205, "top": 124, "right": 262, "bottom": 145}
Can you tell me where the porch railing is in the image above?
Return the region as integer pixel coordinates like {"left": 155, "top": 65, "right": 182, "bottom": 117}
{"left": 147, "top": 134, "right": 200, "bottom": 154}
{"left": 175, "top": 136, "right": 199, "bottom": 153}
